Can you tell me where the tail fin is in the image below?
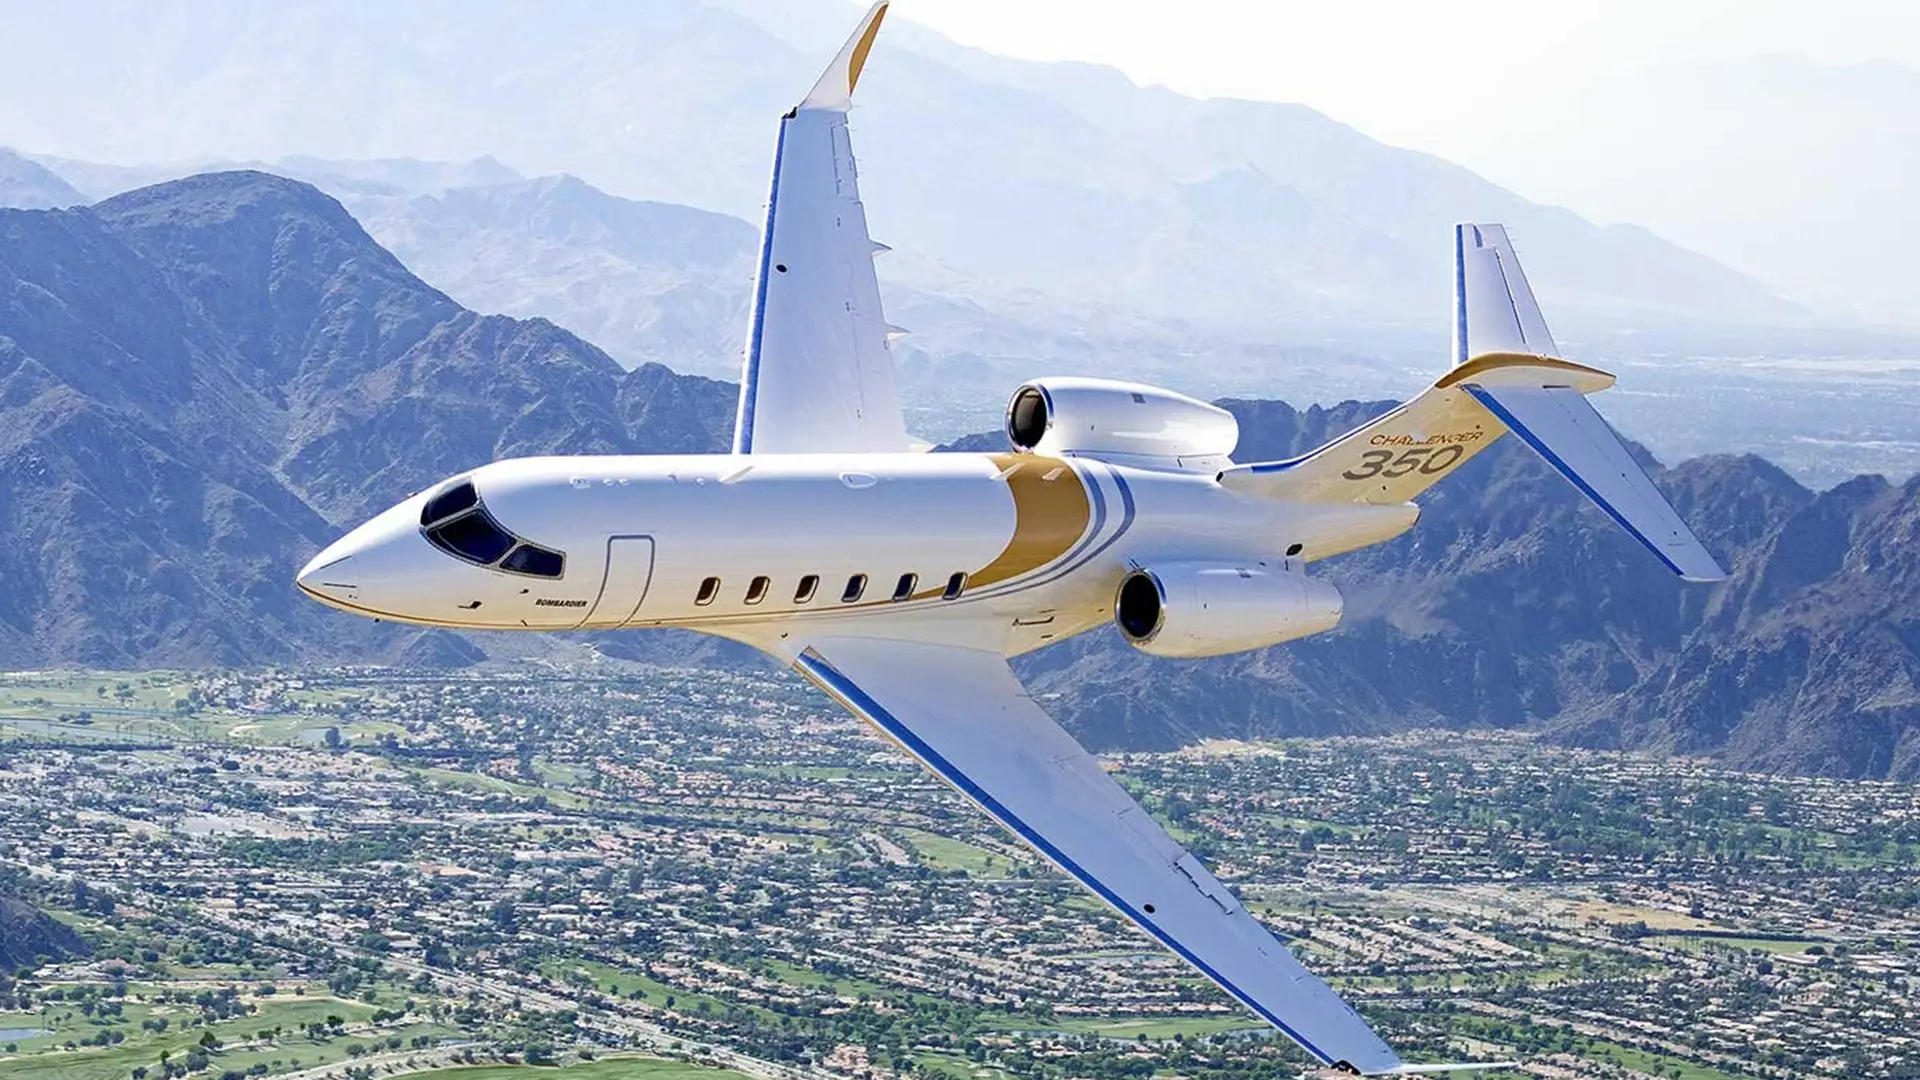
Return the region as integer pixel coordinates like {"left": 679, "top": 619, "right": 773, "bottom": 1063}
{"left": 1454, "top": 223, "right": 1558, "bottom": 364}
{"left": 1222, "top": 224, "right": 1725, "bottom": 583}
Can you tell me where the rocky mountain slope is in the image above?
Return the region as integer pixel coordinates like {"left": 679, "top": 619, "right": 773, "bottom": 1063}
{"left": 0, "top": 892, "right": 88, "bottom": 969}
{"left": 1, "top": 171, "right": 1915, "bottom": 779}
{"left": 0, "top": 171, "right": 726, "bottom": 668}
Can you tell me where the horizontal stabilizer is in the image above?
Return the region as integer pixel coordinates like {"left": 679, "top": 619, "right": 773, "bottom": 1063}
{"left": 1463, "top": 384, "right": 1725, "bottom": 581}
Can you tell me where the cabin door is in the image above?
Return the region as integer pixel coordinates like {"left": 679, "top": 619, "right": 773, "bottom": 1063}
{"left": 579, "top": 536, "right": 654, "bottom": 628}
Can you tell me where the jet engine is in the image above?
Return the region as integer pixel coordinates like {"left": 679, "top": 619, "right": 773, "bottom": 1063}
{"left": 1006, "top": 377, "right": 1237, "bottom": 465}
{"left": 1114, "top": 562, "right": 1343, "bottom": 658}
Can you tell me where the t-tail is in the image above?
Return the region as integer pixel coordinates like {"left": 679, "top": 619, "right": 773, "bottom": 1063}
{"left": 1221, "top": 223, "right": 1726, "bottom": 583}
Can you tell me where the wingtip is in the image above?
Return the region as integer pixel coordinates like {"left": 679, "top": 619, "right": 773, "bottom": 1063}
{"left": 800, "top": 0, "right": 889, "bottom": 111}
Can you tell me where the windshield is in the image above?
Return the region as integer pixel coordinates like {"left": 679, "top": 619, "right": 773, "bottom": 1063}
{"left": 419, "top": 478, "right": 565, "bottom": 576}
{"left": 426, "top": 511, "right": 515, "bottom": 565}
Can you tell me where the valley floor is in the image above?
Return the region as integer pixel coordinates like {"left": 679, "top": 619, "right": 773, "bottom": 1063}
{"left": 0, "top": 668, "right": 1914, "bottom": 1080}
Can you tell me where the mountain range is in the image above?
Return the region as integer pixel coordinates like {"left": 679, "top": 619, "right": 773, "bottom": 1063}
{"left": 0, "top": 149, "right": 83, "bottom": 211}
{"left": 1, "top": 171, "right": 1917, "bottom": 779}
{"left": 8, "top": 150, "right": 1458, "bottom": 443}
{"left": 21, "top": 149, "right": 1899, "bottom": 494}
{"left": 0, "top": 0, "right": 1798, "bottom": 336}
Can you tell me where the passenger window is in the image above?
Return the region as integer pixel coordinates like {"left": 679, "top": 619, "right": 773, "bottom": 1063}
{"left": 942, "top": 572, "right": 966, "bottom": 600}
{"left": 426, "top": 512, "right": 515, "bottom": 565}
{"left": 794, "top": 575, "right": 820, "bottom": 604}
{"left": 892, "top": 573, "right": 917, "bottom": 601}
{"left": 695, "top": 576, "right": 721, "bottom": 606}
{"left": 745, "top": 576, "right": 771, "bottom": 605}
{"left": 501, "top": 544, "right": 565, "bottom": 579}
{"left": 841, "top": 574, "right": 867, "bottom": 603}
{"left": 421, "top": 480, "right": 478, "bottom": 526}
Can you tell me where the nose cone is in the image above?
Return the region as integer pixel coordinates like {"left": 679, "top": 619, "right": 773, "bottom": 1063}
{"left": 296, "top": 498, "right": 434, "bottom": 618}
{"left": 297, "top": 532, "right": 380, "bottom": 606}
{"left": 296, "top": 543, "right": 358, "bottom": 601}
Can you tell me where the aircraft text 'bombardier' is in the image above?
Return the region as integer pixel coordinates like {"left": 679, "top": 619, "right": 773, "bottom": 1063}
{"left": 298, "top": 5, "right": 1723, "bottom": 1074}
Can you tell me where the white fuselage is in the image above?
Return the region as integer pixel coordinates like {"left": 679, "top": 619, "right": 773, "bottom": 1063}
{"left": 296, "top": 452, "right": 1419, "bottom": 656}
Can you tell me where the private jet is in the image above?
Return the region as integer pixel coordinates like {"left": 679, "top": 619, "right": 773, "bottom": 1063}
{"left": 297, "top": 4, "right": 1723, "bottom": 1073}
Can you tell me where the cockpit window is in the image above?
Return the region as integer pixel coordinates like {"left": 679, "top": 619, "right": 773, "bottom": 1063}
{"left": 427, "top": 512, "right": 515, "bottom": 565}
{"left": 500, "top": 544, "right": 564, "bottom": 579}
{"left": 418, "top": 478, "right": 566, "bottom": 577}
{"left": 421, "top": 480, "right": 479, "bottom": 526}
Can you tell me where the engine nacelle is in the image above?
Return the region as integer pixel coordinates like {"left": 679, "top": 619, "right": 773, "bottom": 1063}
{"left": 1114, "top": 562, "right": 1343, "bottom": 658}
{"left": 1006, "top": 377, "right": 1238, "bottom": 465}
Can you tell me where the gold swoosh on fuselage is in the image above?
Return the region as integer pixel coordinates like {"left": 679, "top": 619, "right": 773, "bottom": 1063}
{"left": 960, "top": 454, "right": 1093, "bottom": 592}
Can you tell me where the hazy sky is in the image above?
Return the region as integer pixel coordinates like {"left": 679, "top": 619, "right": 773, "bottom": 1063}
{"left": 895, "top": 0, "right": 1920, "bottom": 321}
{"left": 899, "top": 0, "right": 1919, "bottom": 167}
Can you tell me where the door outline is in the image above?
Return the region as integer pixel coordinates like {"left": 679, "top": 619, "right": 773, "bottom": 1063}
{"left": 578, "top": 534, "right": 655, "bottom": 629}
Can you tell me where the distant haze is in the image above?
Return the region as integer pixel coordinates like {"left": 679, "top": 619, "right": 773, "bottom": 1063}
{"left": 891, "top": 0, "right": 1920, "bottom": 327}
{"left": 0, "top": 0, "right": 1799, "bottom": 332}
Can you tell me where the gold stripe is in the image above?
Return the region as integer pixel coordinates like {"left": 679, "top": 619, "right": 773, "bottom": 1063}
{"left": 847, "top": 3, "right": 887, "bottom": 97}
{"left": 1433, "top": 351, "right": 1614, "bottom": 389}
{"left": 966, "top": 454, "right": 1092, "bottom": 590}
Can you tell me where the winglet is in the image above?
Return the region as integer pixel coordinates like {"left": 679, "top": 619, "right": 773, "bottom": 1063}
{"left": 800, "top": 1, "right": 888, "bottom": 111}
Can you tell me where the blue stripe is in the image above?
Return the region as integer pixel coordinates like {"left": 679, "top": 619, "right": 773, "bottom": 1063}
{"left": 1453, "top": 224, "right": 1469, "bottom": 367}
{"left": 1046, "top": 462, "right": 1124, "bottom": 581}
{"left": 1463, "top": 385, "right": 1686, "bottom": 577}
{"left": 734, "top": 115, "right": 792, "bottom": 455}
{"left": 1100, "top": 465, "right": 1136, "bottom": 559}
{"left": 795, "top": 648, "right": 1339, "bottom": 1066}
{"left": 1048, "top": 460, "right": 1109, "bottom": 578}
{"left": 1240, "top": 402, "right": 1412, "bottom": 476}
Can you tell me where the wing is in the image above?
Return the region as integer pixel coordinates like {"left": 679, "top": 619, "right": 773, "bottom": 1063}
{"left": 783, "top": 634, "right": 1404, "bottom": 1075}
{"left": 732, "top": 1, "right": 908, "bottom": 455}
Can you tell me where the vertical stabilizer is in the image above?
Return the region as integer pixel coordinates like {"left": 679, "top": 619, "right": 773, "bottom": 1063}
{"left": 1453, "top": 223, "right": 1559, "bottom": 365}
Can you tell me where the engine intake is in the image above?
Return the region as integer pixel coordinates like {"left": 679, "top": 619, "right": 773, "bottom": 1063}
{"left": 1006, "top": 377, "right": 1237, "bottom": 465}
{"left": 1115, "top": 562, "right": 1342, "bottom": 658}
